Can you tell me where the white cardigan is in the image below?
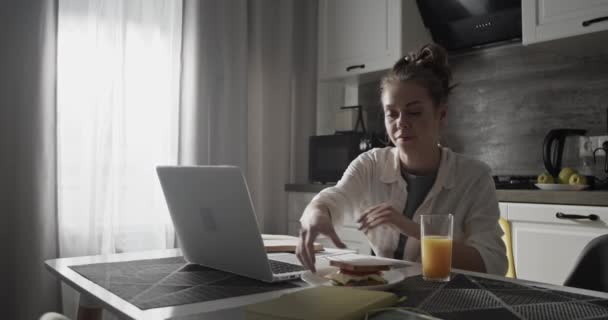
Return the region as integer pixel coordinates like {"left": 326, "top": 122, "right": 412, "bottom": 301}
{"left": 301, "top": 147, "right": 508, "bottom": 276}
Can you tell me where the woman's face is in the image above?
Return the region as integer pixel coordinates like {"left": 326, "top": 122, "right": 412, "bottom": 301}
{"left": 381, "top": 81, "right": 447, "bottom": 153}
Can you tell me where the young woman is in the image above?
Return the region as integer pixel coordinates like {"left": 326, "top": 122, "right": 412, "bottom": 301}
{"left": 296, "top": 44, "right": 507, "bottom": 275}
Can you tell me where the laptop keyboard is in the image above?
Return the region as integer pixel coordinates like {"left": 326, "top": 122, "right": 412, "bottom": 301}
{"left": 269, "top": 259, "right": 306, "bottom": 274}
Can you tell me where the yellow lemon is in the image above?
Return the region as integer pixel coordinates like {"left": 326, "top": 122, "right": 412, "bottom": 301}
{"left": 537, "top": 173, "right": 554, "bottom": 184}
{"left": 568, "top": 173, "right": 587, "bottom": 185}
{"left": 558, "top": 167, "right": 577, "bottom": 184}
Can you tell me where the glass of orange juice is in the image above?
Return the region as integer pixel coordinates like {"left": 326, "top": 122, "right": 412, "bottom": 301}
{"left": 420, "top": 214, "right": 453, "bottom": 282}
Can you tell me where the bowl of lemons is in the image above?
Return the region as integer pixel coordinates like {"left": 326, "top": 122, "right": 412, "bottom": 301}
{"left": 535, "top": 168, "right": 590, "bottom": 191}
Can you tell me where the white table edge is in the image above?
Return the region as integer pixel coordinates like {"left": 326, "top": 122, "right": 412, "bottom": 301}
{"left": 44, "top": 249, "right": 332, "bottom": 319}
{"left": 45, "top": 248, "right": 608, "bottom": 319}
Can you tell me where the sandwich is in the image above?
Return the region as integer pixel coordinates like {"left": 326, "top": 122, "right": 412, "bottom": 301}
{"left": 324, "top": 258, "right": 391, "bottom": 287}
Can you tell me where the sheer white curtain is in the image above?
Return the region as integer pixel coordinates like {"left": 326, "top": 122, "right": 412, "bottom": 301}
{"left": 57, "top": 0, "right": 182, "bottom": 317}
{"left": 57, "top": 2, "right": 182, "bottom": 316}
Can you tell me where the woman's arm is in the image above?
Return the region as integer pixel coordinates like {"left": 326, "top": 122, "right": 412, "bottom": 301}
{"left": 297, "top": 201, "right": 346, "bottom": 272}
{"left": 358, "top": 204, "right": 489, "bottom": 273}
{"left": 301, "top": 151, "right": 375, "bottom": 227}
{"left": 407, "top": 173, "right": 505, "bottom": 274}
{"left": 459, "top": 173, "right": 508, "bottom": 275}
{"left": 397, "top": 218, "right": 488, "bottom": 272}
{"left": 452, "top": 241, "right": 487, "bottom": 272}
{"left": 298, "top": 151, "right": 376, "bottom": 271}
{"left": 400, "top": 218, "right": 487, "bottom": 272}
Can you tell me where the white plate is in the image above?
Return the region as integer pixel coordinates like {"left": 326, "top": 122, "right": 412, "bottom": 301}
{"left": 300, "top": 266, "right": 405, "bottom": 291}
{"left": 535, "top": 183, "right": 589, "bottom": 191}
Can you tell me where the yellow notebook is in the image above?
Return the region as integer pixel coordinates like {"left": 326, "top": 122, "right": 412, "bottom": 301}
{"left": 245, "top": 286, "right": 398, "bottom": 320}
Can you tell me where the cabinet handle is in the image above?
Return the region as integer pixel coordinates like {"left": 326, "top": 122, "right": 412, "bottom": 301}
{"left": 346, "top": 64, "right": 365, "bottom": 72}
{"left": 582, "top": 16, "right": 608, "bottom": 27}
{"left": 555, "top": 212, "right": 599, "bottom": 221}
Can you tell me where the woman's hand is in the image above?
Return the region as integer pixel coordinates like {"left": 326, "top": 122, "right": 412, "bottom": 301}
{"left": 358, "top": 203, "right": 420, "bottom": 239}
{"left": 296, "top": 203, "right": 346, "bottom": 273}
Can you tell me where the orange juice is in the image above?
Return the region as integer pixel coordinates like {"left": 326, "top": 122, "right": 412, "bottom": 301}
{"left": 421, "top": 235, "right": 453, "bottom": 281}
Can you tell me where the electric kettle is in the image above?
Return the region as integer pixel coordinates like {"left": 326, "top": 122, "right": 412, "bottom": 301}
{"left": 543, "top": 129, "right": 587, "bottom": 177}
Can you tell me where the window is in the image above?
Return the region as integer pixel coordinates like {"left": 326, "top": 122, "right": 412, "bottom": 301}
{"left": 57, "top": 0, "right": 183, "bottom": 255}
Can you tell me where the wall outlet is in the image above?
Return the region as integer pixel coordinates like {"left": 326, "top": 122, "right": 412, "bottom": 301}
{"left": 580, "top": 135, "right": 608, "bottom": 158}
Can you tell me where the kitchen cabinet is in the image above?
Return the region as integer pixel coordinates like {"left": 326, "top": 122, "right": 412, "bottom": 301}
{"left": 508, "top": 202, "right": 608, "bottom": 285}
{"left": 522, "top": 0, "right": 608, "bottom": 44}
{"left": 318, "top": 0, "right": 430, "bottom": 80}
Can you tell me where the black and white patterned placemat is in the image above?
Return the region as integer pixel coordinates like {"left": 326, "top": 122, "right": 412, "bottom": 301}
{"left": 70, "top": 256, "right": 298, "bottom": 310}
{"left": 385, "top": 274, "right": 608, "bottom": 320}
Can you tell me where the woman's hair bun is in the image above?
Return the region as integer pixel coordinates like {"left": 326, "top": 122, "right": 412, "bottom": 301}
{"left": 383, "top": 43, "right": 453, "bottom": 104}
{"left": 413, "top": 44, "right": 448, "bottom": 70}
{"left": 401, "top": 44, "right": 451, "bottom": 91}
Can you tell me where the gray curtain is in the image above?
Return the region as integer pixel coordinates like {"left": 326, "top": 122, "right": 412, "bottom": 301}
{"left": 180, "top": 0, "right": 249, "bottom": 169}
{"left": 0, "top": 0, "right": 61, "bottom": 318}
{"left": 180, "top": 0, "right": 317, "bottom": 233}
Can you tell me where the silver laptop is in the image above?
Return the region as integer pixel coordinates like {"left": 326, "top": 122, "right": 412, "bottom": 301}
{"left": 156, "top": 165, "right": 306, "bottom": 282}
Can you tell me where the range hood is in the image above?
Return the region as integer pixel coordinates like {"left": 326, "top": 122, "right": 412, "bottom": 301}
{"left": 416, "top": 0, "right": 522, "bottom": 51}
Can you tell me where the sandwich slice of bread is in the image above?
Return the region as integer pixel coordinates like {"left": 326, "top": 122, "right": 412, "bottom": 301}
{"left": 325, "top": 259, "right": 392, "bottom": 287}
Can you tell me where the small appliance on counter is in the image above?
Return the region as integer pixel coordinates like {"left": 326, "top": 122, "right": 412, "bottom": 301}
{"left": 543, "top": 128, "right": 587, "bottom": 178}
{"left": 590, "top": 108, "right": 608, "bottom": 189}
{"left": 593, "top": 141, "right": 608, "bottom": 176}
{"left": 309, "top": 133, "right": 369, "bottom": 184}
{"left": 493, "top": 175, "right": 537, "bottom": 189}
{"left": 540, "top": 123, "right": 608, "bottom": 190}
{"left": 592, "top": 108, "right": 608, "bottom": 177}
{"left": 309, "top": 105, "right": 384, "bottom": 184}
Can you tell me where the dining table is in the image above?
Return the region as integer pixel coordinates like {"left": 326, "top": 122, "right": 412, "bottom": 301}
{"left": 45, "top": 247, "right": 608, "bottom": 320}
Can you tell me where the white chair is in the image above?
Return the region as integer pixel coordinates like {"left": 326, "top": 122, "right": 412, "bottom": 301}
{"left": 39, "top": 313, "right": 70, "bottom": 320}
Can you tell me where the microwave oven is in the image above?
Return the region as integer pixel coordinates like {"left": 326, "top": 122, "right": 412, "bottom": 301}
{"left": 309, "top": 133, "right": 373, "bottom": 184}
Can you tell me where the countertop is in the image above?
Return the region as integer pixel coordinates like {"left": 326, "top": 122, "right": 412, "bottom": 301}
{"left": 285, "top": 184, "right": 608, "bottom": 207}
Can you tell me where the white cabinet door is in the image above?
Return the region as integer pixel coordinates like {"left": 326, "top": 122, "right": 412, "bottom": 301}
{"left": 523, "top": 0, "right": 608, "bottom": 44}
{"left": 509, "top": 203, "right": 608, "bottom": 285}
{"left": 319, "top": 0, "right": 400, "bottom": 80}
{"left": 318, "top": 0, "right": 429, "bottom": 80}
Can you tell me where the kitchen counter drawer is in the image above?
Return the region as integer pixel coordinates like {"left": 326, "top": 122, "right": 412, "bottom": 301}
{"left": 508, "top": 203, "right": 608, "bottom": 227}
{"left": 509, "top": 202, "right": 608, "bottom": 285}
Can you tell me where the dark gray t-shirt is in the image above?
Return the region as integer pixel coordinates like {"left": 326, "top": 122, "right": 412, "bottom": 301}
{"left": 393, "top": 170, "right": 437, "bottom": 260}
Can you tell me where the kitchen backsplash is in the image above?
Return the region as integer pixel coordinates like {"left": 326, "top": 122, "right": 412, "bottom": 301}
{"left": 359, "top": 31, "right": 608, "bottom": 177}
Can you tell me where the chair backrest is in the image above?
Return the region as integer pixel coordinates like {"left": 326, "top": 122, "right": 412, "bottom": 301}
{"left": 499, "top": 217, "right": 516, "bottom": 278}
{"left": 564, "top": 234, "right": 608, "bottom": 293}
{"left": 39, "top": 312, "right": 70, "bottom": 320}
